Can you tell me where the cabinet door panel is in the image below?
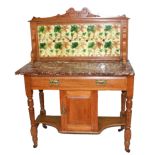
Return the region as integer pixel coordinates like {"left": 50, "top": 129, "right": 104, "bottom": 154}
{"left": 60, "top": 90, "right": 98, "bottom": 132}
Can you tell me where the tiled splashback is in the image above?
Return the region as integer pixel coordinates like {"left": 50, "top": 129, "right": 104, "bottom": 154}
{"left": 38, "top": 23, "right": 121, "bottom": 57}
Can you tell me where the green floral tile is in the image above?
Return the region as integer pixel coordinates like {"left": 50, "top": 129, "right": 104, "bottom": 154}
{"left": 37, "top": 23, "right": 121, "bottom": 57}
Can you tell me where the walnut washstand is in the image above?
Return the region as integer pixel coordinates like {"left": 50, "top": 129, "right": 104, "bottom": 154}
{"left": 15, "top": 8, "right": 135, "bottom": 152}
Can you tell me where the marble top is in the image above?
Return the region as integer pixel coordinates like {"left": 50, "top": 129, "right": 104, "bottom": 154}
{"left": 15, "top": 61, "right": 134, "bottom": 76}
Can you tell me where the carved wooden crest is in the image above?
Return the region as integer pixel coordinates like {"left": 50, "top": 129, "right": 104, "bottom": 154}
{"left": 56, "top": 7, "right": 100, "bottom": 18}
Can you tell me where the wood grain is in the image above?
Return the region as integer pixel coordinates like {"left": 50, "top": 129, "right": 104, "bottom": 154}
{"left": 31, "top": 76, "right": 127, "bottom": 90}
{"left": 36, "top": 115, "right": 125, "bottom": 134}
{"left": 24, "top": 75, "right": 38, "bottom": 148}
{"left": 60, "top": 90, "right": 98, "bottom": 132}
{"left": 124, "top": 75, "right": 134, "bottom": 152}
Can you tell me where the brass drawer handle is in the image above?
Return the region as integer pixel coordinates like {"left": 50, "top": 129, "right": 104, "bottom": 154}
{"left": 96, "top": 80, "right": 107, "bottom": 86}
{"left": 49, "top": 79, "right": 59, "bottom": 86}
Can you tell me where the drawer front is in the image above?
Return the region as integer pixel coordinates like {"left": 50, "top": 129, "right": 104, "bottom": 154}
{"left": 31, "top": 77, "right": 127, "bottom": 90}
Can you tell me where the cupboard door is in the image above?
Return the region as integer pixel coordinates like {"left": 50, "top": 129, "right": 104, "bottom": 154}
{"left": 60, "top": 90, "right": 98, "bottom": 132}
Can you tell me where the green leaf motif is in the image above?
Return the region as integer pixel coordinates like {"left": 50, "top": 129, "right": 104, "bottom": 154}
{"left": 116, "top": 32, "right": 120, "bottom": 35}
{"left": 71, "top": 42, "right": 78, "bottom": 48}
{"left": 88, "top": 42, "right": 95, "bottom": 48}
{"left": 104, "top": 25, "right": 112, "bottom": 31}
{"left": 54, "top": 25, "right": 61, "bottom": 32}
{"left": 71, "top": 25, "right": 78, "bottom": 32}
{"left": 40, "top": 43, "right": 46, "bottom": 49}
{"left": 116, "top": 49, "right": 120, "bottom": 52}
{"left": 39, "top": 26, "right": 45, "bottom": 33}
{"left": 54, "top": 42, "right": 62, "bottom": 49}
{"left": 104, "top": 41, "right": 112, "bottom": 48}
{"left": 38, "top": 23, "right": 121, "bottom": 57}
{"left": 87, "top": 25, "right": 95, "bottom": 32}
{"left": 71, "top": 33, "right": 74, "bottom": 37}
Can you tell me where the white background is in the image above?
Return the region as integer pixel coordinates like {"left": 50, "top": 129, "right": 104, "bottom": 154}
{"left": 0, "top": 0, "right": 155, "bottom": 154}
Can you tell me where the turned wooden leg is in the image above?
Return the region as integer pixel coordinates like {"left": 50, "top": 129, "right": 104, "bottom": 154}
{"left": 124, "top": 96, "right": 132, "bottom": 152}
{"left": 25, "top": 75, "right": 38, "bottom": 148}
{"left": 118, "top": 91, "right": 126, "bottom": 132}
{"left": 39, "top": 90, "right": 47, "bottom": 129}
{"left": 124, "top": 76, "right": 134, "bottom": 152}
{"left": 27, "top": 91, "right": 38, "bottom": 148}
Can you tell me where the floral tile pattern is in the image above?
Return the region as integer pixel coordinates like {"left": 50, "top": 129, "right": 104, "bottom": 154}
{"left": 37, "top": 23, "right": 121, "bottom": 57}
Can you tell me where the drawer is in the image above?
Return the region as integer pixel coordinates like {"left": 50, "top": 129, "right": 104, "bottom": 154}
{"left": 31, "top": 77, "right": 127, "bottom": 90}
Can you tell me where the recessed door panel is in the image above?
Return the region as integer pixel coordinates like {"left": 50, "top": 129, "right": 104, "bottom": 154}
{"left": 60, "top": 90, "right": 98, "bottom": 132}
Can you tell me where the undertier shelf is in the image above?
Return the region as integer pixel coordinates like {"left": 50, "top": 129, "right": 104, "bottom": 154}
{"left": 36, "top": 115, "right": 125, "bottom": 134}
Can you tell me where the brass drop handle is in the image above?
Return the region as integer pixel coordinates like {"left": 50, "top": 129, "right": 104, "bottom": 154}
{"left": 49, "top": 79, "right": 59, "bottom": 86}
{"left": 96, "top": 80, "right": 107, "bottom": 86}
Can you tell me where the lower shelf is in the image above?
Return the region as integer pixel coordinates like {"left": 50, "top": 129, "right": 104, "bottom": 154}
{"left": 36, "top": 115, "right": 125, "bottom": 134}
